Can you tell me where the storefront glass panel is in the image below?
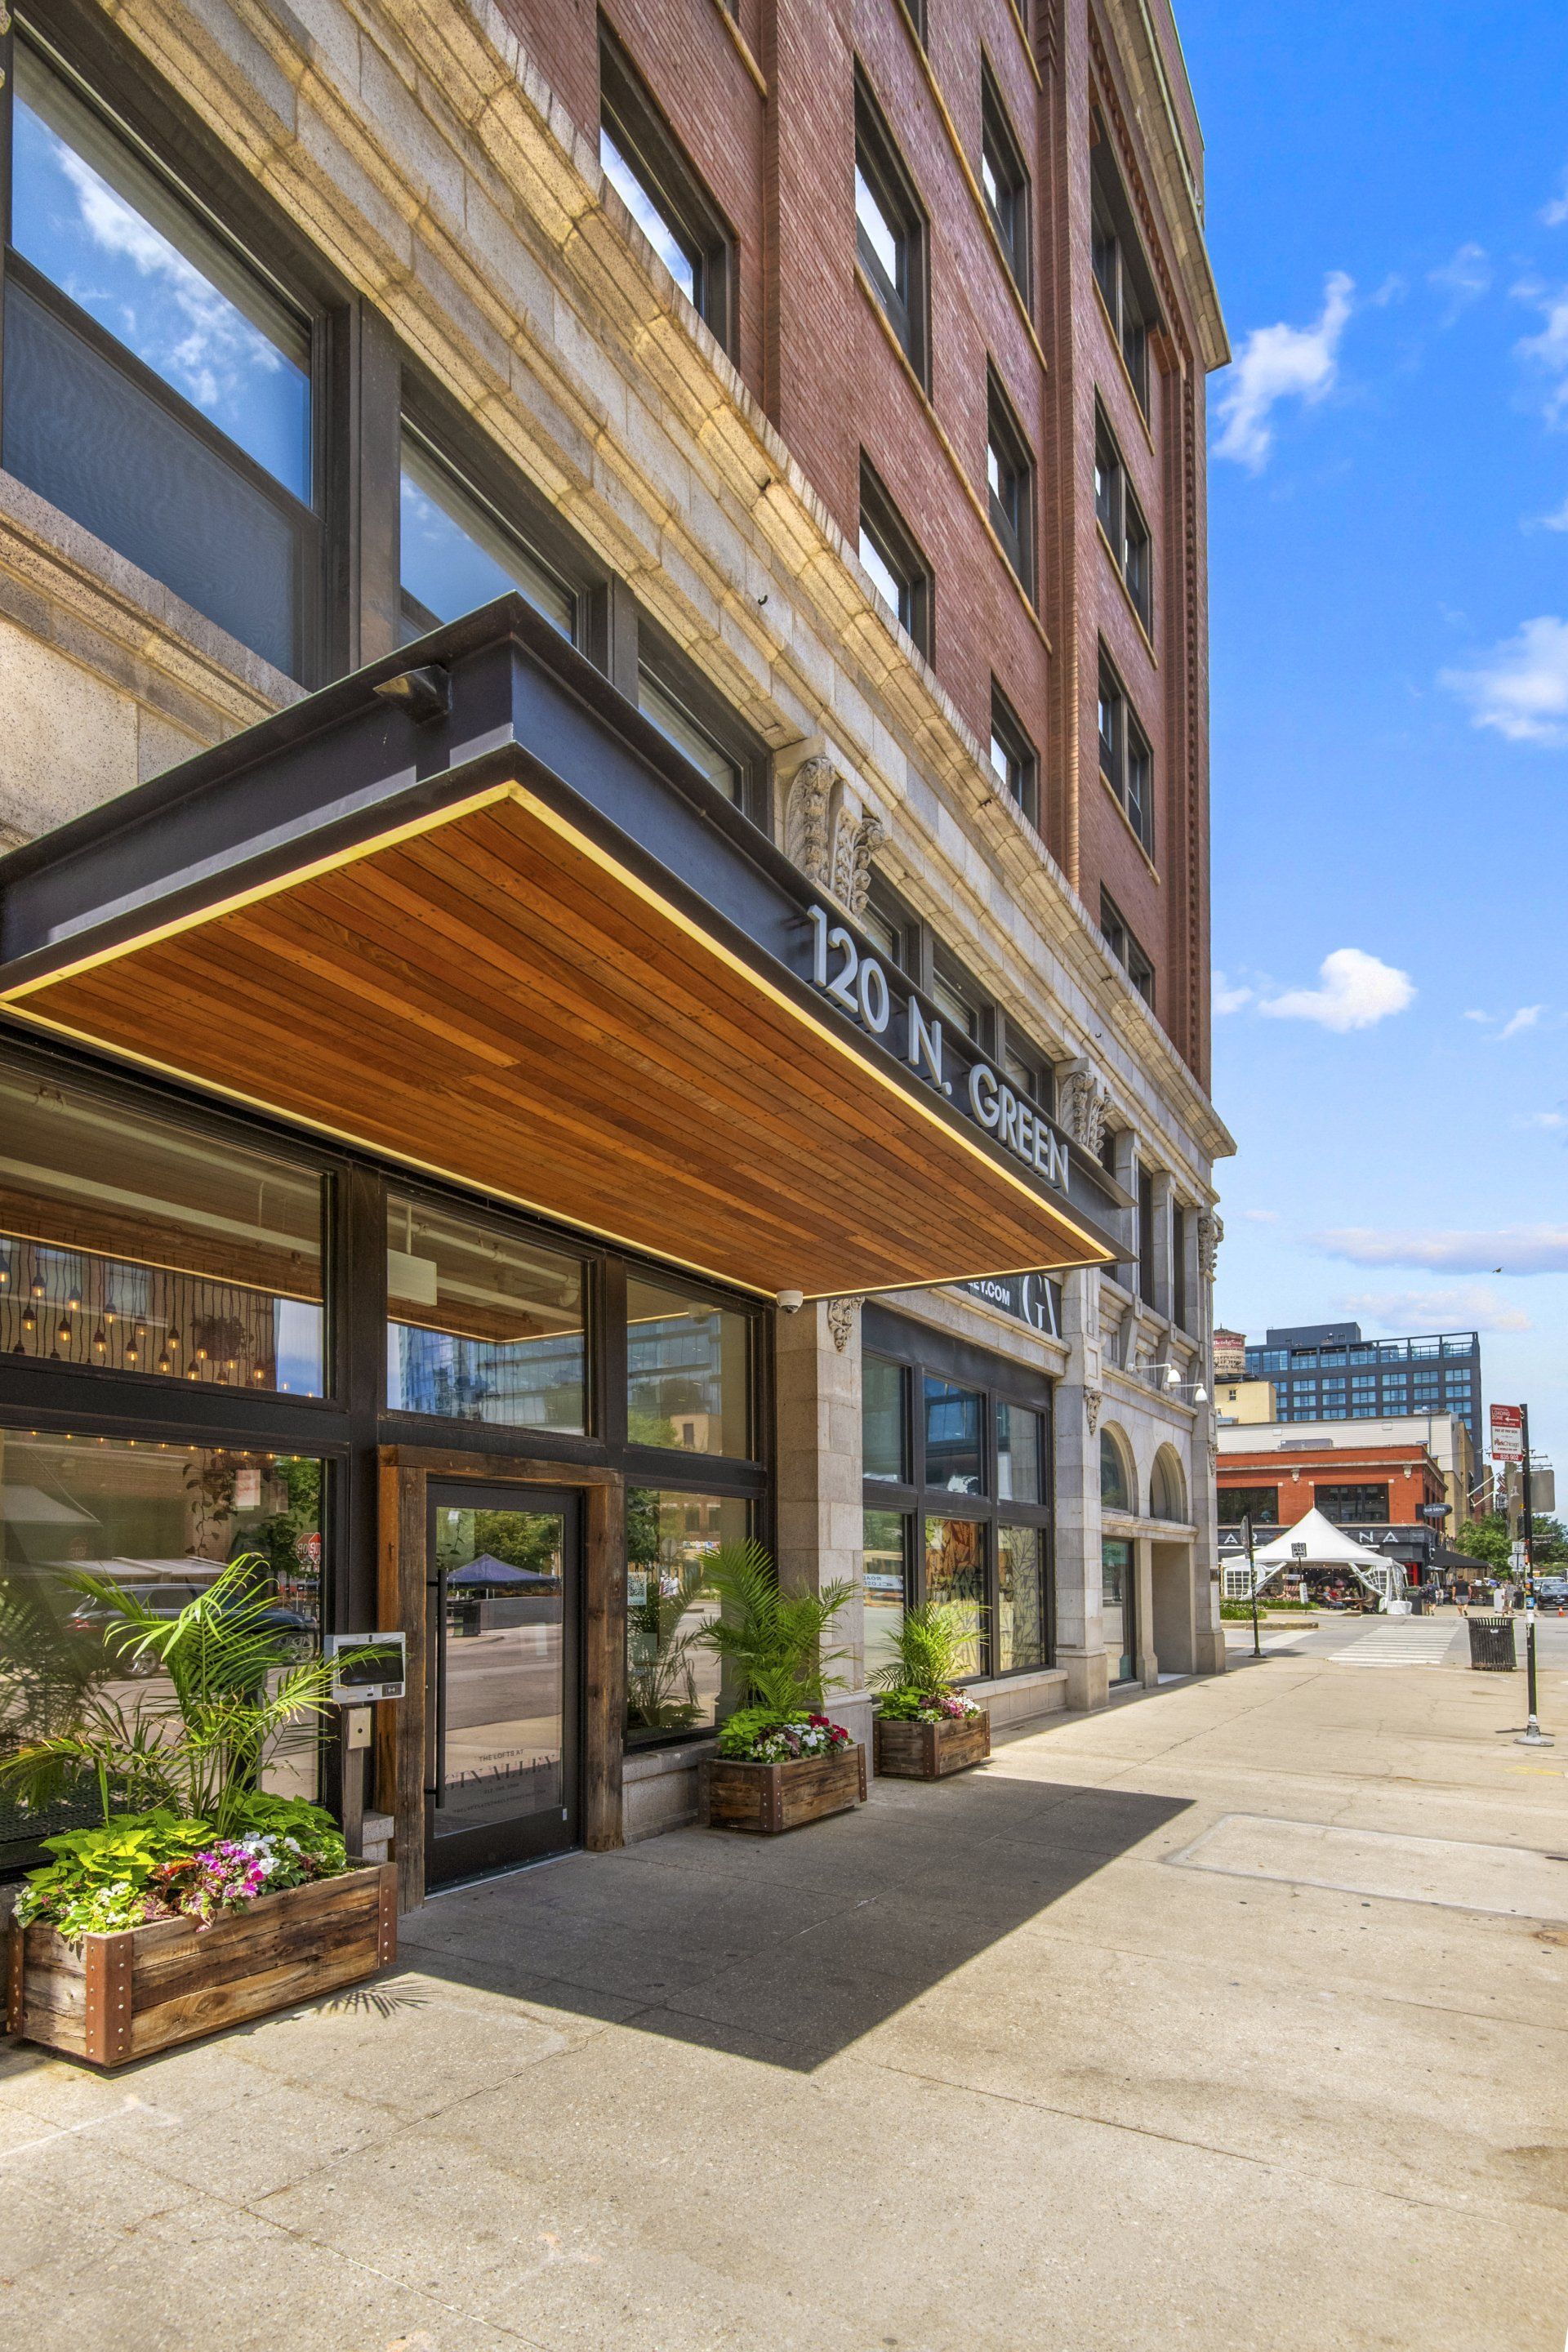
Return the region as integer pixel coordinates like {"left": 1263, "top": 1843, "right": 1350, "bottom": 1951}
{"left": 925, "top": 1517, "right": 987, "bottom": 1674}
{"left": 385, "top": 1194, "right": 586, "bottom": 1432}
{"left": 0, "top": 1067, "right": 323, "bottom": 1396}
{"left": 998, "top": 1522, "right": 1047, "bottom": 1672}
{"left": 1102, "top": 1537, "right": 1134, "bottom": 1683}
{"left": 0, "top": 1430, "right": 323, "bottom": 1864}
{"left": 996, "top": 1402, "right": 1042, "bottom": 1503}
{"left": 626, "top": 1278, "right": 748, "bottom": 1456}
{"left": 862, "top": 1507, "right": 909, "bottom": 1686}
{"left": 924, "top": 1377, "right": 983, "bottom": 1494}
{"left": 862, "top": 1355, "right": 907, "bottom": 1482}
{"left": 624, "top": 1487, "right": 745, "bottom": 1744}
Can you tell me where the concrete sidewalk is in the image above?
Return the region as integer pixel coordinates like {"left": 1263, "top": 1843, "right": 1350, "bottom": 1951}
{"left": 4, "top": 1646, "right": 1567, "bottom": 2351}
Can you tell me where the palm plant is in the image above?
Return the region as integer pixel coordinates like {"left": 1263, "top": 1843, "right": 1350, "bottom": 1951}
{"left": 0, "top": 1582, "right": 119, "bottom": 1838}
{"left": 871, "top": 1599, "right": 985, "bottom": 1702}
{"left": 697, "top": 1540, "right": 852, "bottom": 1720}
{"left": 0, "top": 1553, "right": 376, "bottom": 1835}
{"left": 626, "top": 1561, "right": 709, "bottom": 1733}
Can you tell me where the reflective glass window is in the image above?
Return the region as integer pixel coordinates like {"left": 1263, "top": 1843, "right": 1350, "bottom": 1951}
{"left": 0, "top": 1068, "right": 323, "bottom": 1396}
{"left": 996, "top": 1401, "right": 1042, "bottom": 1503}
{"left": 625, "top": 1487, "right": 746, "bottom": 1743}
{"left": 862, "top": 1355, "right": 907, "bottom": 1482}
{"left": 924, "top": 1516, "right": 985, "bottom": 1675}
{"left": 626, "top": 1278, "right": 749, "bottom": 1457}
{"left": 924, "top": 1376, "right": 983, "bottom": 1494}
{"left": 863, "top": 1507, "right": 909, "bottom": 1689}
{"left": 399, "top": 430, "right": 572, "bottom": 639}
{"left": 385, "top": 1195, "right": 585, "bottom": 1432}
{"left": 639, "top": 666, "right": 742, "bottom": 802}
{"left": 998, "top": 1523, "right": 1046, "bottom": 1673}
{"left": 0, "top": 1432, "right": 323, "bottom": 1862}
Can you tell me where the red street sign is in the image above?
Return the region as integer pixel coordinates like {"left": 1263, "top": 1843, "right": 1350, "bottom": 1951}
{"left": 1490, "top": 1404, "right": 1524, "bottom": 1462}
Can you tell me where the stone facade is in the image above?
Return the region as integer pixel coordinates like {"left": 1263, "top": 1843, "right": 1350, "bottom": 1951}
{"left": 0, "top": 0, "right": 1232, "bottom": 1812}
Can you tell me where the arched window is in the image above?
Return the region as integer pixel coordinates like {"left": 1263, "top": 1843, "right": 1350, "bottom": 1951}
{"left": 1151, "top": 1447, "right": 1187, "bottom": 1522}
{"left": 1100, "top": 1427, "right": 1133, "bottom": 1512}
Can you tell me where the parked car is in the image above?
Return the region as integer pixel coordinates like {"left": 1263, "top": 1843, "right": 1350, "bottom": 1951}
{"left": 66, "top": 1579, "right": 315, "bottom": 1671}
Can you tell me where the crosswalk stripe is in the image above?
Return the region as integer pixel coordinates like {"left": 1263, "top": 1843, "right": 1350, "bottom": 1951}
{"left": 1329, "top": 1624, "right": 1461, "bottom": 1668}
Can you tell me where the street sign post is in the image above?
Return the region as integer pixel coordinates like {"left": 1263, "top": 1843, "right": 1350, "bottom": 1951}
{"left": 1490, "top": 1404, "right": 1524, "bottom": 1462}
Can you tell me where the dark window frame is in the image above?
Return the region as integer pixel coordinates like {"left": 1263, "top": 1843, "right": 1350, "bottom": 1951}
{"left": 1094, "top": 403, "right": 1152, "bottom": 633}
{"left": 1217, "top": 1486, "right": 1281, "bottom": 1528}
{"left": 1089, "top": 120, "right": 1160, "bottom": 416}
{"left": 598, "top": 18, "right": 736, "bottom": 354}
{"left": 979, "top": 60, "right": 1031, "bottom": 304}
{"left": 1100, "top": 888, "right": 1155, "bottom": 1006}
{"left": 859, "top": 453, "right": 933, "bottom": 657}
{"left": 396, "top": 403, "right": 587, "bottom": 650}
{"left": 854, "top": 67, "right": 929, "bottom": 385}
{"left": 987, "top": 679, "right": 1039, "bottom": 826}
{"left": 986, "top": 367, "right": 1036, "bottom": 596}
{"left": 1314, "top": 1483, "right": 1392, "bottom": 1526}
{"left": 1097, "top": 644, "right": 1155, "bottom": 857}
{"left": 635, "top": 613, "right": 773, "bottom": 834}
{"left": 0, "top": 7, "right": 355, "bottom": 686}
{"left": 862, "top": 1312, "right": 1054, "bottom": 1682}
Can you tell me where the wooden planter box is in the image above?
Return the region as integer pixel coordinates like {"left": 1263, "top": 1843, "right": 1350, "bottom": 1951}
{"left": 6, "top": 1862, "right": 397, "bottom": 2069}
{"left": 875, "top": 1708, "right": 991, "bottom": 1780}
{"left": 701, "top": 1743, "right": 866, "bottom": 1834}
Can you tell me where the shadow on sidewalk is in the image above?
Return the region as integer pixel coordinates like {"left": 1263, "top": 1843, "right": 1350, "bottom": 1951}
{"left": 397, "top": 1770, "right": 1192, "bottom": 2072}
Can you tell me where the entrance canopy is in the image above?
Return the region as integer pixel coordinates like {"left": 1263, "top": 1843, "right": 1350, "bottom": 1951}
{"left": 0, "top": 599, "right": 1123, "bottom": 1300}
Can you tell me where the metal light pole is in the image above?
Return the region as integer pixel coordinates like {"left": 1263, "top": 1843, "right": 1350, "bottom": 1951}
{"left": 1517, "top": 1403, "right": 1552, "bottom": 1747}
{"left": 1242, "top": 1512, "right": 1261, "bottom": 1659}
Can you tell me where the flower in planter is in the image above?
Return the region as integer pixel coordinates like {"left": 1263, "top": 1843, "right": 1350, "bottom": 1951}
{"left": 715, "top": 1706, "right": 853, "bottom": 1763}
{"left": 872, "top": 1599, "right": 987, "bottom": 1724}
{"left": 697, "top": 1541, "right": 855, "bottom": 1760}
{"left": 13, "top": 1793, "right": 350, "bottom": 1940}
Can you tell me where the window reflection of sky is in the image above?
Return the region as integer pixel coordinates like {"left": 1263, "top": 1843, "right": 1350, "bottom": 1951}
{"left": 599, "top": 127, "right": 696, "bottom": 301}
{"left": 11, "top": 69, "right": 310, "bottom": 500}
{"left": 398, "top": 455, "right": 571, "bottom": 637}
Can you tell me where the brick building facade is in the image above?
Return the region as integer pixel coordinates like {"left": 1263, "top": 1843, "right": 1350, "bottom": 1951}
{"left": 0, "top": 0, "right": 1232, "bottom": 1882}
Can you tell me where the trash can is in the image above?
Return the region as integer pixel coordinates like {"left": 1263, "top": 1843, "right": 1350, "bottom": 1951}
{"left": 1467, "top": 1615, "right": 1517, "bottom": 1671}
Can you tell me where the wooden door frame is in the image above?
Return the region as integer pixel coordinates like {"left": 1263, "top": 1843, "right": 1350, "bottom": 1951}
{"left": 376, "top": 1445, "right": 626, "bottom": 1909}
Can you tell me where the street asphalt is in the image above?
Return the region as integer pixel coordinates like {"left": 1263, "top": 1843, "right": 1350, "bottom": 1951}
{"left": 3, "top": 1635, "right": 1566, "bottom": 2352}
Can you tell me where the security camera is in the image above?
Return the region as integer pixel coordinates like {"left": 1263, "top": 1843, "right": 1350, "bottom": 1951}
{"left": 776, "top": 1289, "right": 804, "bottom": 1315}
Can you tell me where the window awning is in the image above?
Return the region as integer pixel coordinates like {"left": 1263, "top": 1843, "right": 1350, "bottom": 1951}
{"left": 0, "top": 601, "right": 1124, "bottom": 1301}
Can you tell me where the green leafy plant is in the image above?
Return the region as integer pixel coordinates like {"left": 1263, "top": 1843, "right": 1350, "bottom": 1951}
{"left": 696, "top": 1541, "right": 852, "bottom": 1726}
{"left": 0, "top": 1554, "right": 378, "bottom": 1837}
{"left": 871, "top": 1600, "right": 984, "bottom": 1713}
{"left": 14, "top": 1794, "right": 349, "bottom": 1938}
{"left": 626, "top": 1561, "right": 709, "bottom": 1734}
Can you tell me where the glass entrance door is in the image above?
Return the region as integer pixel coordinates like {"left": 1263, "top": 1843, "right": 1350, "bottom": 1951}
{"left": 425, "top": 1483, "right": 580, "bottom": 1887}
{"left": 1102, "top": 1537, "right": 1135, "bottom": 1684}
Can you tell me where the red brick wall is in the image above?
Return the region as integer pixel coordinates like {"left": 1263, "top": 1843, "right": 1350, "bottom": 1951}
{"left": 493, "top": 0, "right": 1214, "bottom": 1083}
{"left": 1219, "top": 1449, "right": 1445, "bottom": 1527}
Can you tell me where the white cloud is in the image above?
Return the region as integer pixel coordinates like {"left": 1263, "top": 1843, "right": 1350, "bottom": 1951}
{"left": 1499, "top": 1004, "right": 1544, "bottom": 1039}
{"left": 1214, "top": 271, "right": 1353, "bottom": 472}
{"left": 1545, "top": 174, "right": 1568, "bottom": 228}
{"left": 1212, "top": 971, "right": 1252, "bottom": 1015}
{"left": 1441, "top": 615, "right": 1568, "bottom": 744}
{"left": 1343, "top": 1284, "right": 1533, "bottom": 1335}
{"left": 1428, "top": 241, "right": 1491, "bottom": 319}
{"left": 1515, "top": 282, "right": 1568, "bottom": 425}
{"left": 1258, "top": 947, "right": 1415, "bottom": 1032}
{"left": 1316, "top": 1225, "right": 1568, "bottom": 1276}
{"left": 1526, "top": 493, "right": 1568, "bottom": 532}
{"left": 1242, "top": 1209, "right": 1281, "bottom": 1224}
{"left": 1519, "top": 1109, "right": 1567, "bottom": 1130}
{"left": 1463, "top": 1009, "right": 1490, "bottom": 1022}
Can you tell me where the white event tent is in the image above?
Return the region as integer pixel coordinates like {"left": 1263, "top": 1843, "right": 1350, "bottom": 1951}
{"left": 1242, "top": 1508, "right": 1401, "bottom": 1607}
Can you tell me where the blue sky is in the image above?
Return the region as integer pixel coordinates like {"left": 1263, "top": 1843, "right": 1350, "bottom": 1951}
{"left": 1178, "top": 0, "right": 1568, "bottom": 1486}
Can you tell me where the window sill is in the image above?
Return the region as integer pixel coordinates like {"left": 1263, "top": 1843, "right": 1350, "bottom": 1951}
{"left": 1095, "top": 522, "right": 1158, "bottom": 666}
{"left": 1092, "top": 281, "right": 1157, "bottom": 454}
{"left": 856, "top": 266, "right": 1053, "bottom": 661}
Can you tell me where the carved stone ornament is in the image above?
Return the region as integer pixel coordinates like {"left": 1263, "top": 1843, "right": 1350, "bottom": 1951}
{"left": 1062, "top": 1064, "right": 1111, "bottom": 1158}
{"left": 1196, "top": 1210, "right": 1224, "bottom": 1279}
{"left": 825, "top": 1295, "right": 862, "bottom": 1352}
{"left": 784, "top": 752, "right": 884, "bottom": 918}
{"left": 1207, "top": 1439, "right": 1218, "bottom": 1473}
{"left": 1085, "top": 1388, "right": 1102, "bottom": 1435}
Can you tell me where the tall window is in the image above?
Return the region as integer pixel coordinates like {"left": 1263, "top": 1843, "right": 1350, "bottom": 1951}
{"left": 399, "top": 428, "right": 573, "bottom": 642}
{"left": 988, "top": 683, "right": 1039, "bottom": 826}
{"left": 599, "top": 23, "right": 733, "bottom": 350}
{"left": 1002, "top": 1033, "right": 1054, "bottom": 1120}
{"left": 855, "top": 71, "right": 929, "bottom": 382}
{"left": 1316, "top": 1484, "right": 1390, "bottom": 1525}
{"left": 859, "top": 457, "right": 933, "bottom": 656}
{"left": 1137, "top": 1165, "right": 1156, "bottom": 1306}
{"left": 1217, "top": 1486, "right": 1280, "bottom": 1526}
{"left": 861, "top": 1325, "right": 1053, "bottom": 1682}
{"left": 980, "top": 66, "right": 1031, "bottom": 301}
{"left": 1090, "top": 131, "right": 1156, "bottom": 413}
{"left": 987, "top": 372, "right": 1036, "bottom": 595}
{"left": 5, "top": 38, "right": 318, "bottom": 676}
{"left": 1094, "top": 407, "right": 1152, "bottom": 632}
{"left": 626, "top": 1276, "right": 751, "bottom": 1459}
{"left": 385, "top": 1194, "right": 586, "bottom": 1432}
{"left": 1100, "top": 890, "right": 1155, "bottom": 1006}
{"left": 1097, "top": 648, "right": 1154, "bottom": 854}
{"left": 639, "top": 661, "right": 742, "bottom": 804}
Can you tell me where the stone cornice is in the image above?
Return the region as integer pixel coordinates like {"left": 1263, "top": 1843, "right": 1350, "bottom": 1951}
{"left": 1094, "top": 0, "right": 1228, "bottom": 372}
